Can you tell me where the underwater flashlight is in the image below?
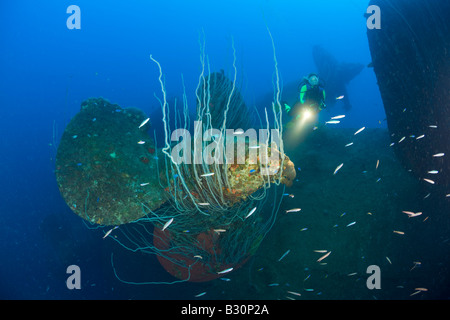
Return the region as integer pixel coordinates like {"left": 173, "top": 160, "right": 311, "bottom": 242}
{"left": 292, "top": 107, "right": 318, "bottom": 133}
{"left": 302, "top": 108, "right": 313, "bottom": 121}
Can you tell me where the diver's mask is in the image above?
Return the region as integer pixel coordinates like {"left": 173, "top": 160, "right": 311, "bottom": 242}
{"left": 308, "top": 75, "right": 319, "bottom": 86}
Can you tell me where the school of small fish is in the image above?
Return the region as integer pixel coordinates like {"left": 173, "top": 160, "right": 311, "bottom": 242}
{"left": 186, "top": 114, "right": 444, "bottom": 300}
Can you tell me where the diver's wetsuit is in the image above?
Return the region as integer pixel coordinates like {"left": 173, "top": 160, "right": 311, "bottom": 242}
{"left": 297, "top": 82, "right": 326, "bottom": 114}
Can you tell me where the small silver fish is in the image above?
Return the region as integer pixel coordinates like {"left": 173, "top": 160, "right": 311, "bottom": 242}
{"left": 217, "top": 267, "right": 233, "bottom": 274}
{"left": 427, "top": 170, "right": 439, "bottom": 174}
{"left": 398, "top": 136, "right": 406, "bottom": 143}
{"left": 278, "top": 249, "right": 291, "bottom": 262}
{"left": 138, "top": 118, "right": 150, "bottom": 129}
{"left": 331, "top": 114, "right": 345, "bottom": 119}
{"left": 346, "top": 221, "right": 356, "bottom": 227}
{"left": 194, "top": 292, "right": 206, "bottom": 297}
{"left": 333, "top": 163, "right": 344, "bottom": 175}
{"left": 103, "top": 226, "right": 118, "bottom": 239}
{"left": 423, "top": 178, "right": 435, "bottom": 184}
{"left": 137, "top": 140, "right": 146, "bottom": 144}
{"left": 317, "top": 251, "right": 331, "bottom": 262}
{"left": 200, "top": 172, "right": 215, "bottom": 177}
{"left": 245, "top": 207, "right": 257, "bottom": 219}
{"left": 140, "top": 182, "right": 150, "bottom": 186}
{"left": 326, "top": 120, "right": 340, "bottom": 124}
{"left": 407, "top": 212, "right": 422, "bottom": 218}
{"left": 162, "top": 218, "right": 174, "bottom": 231}
{"left": 336, "top": 95, "right": 345, "bottom": 100}
{"left": 345, "top": 142, "right": 354, "bottom": 147}
{"left": 286, "top": 208, "right": 301, "bottom": 213}
{"left": 416, "top": 135, "right": 425, "bottom": 140}
{"left": 354, "top": 127, "right": 365, "bottom": 135}
{"left": 432, "top": 153, "right": 444, "bottom": 157}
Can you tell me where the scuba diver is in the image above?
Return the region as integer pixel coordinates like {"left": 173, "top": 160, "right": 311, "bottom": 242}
{"left": 284, "top": 73, "right": 326, "bottom": 121}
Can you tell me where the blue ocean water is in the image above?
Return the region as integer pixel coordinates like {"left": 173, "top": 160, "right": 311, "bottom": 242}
{"left": 0, "top": 0, "right": 412, "bottom": 300}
